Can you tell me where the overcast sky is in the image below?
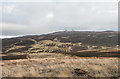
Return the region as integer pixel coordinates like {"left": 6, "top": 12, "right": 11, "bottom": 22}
{"left": 0, "top": 0, "right": 118, "bottom": 38}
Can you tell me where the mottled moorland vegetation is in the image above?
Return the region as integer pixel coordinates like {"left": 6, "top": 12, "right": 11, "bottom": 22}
{"left": 1, "top": 31, "right": 120, "bottom": 78}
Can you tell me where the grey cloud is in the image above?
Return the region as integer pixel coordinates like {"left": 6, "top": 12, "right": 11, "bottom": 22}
{"left": 1, "top": 2, "right": 118, "bottom": 36}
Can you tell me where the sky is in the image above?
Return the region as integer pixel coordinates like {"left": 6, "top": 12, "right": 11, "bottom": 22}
{"left": 0, "top": 0, "right": 118, "bottom": 38}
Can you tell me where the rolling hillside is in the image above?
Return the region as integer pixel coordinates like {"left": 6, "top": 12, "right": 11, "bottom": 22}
{"left": 2, "top": 31, "right": 119, "bottom": 57}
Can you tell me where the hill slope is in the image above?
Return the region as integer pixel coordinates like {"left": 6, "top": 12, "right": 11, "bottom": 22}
{"left": 2, "top": 31, "right": 119, "bottom": 55}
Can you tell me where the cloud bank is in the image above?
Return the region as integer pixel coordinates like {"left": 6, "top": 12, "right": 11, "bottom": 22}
{"left": 0, "top": 2, "right": 118, "bottom": 37}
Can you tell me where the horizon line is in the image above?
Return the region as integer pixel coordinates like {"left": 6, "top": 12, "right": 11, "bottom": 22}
{"left": 1, "top": 30, "right": 119, "bottom": 39}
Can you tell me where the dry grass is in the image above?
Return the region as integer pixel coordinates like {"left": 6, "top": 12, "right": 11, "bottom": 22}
{"left": 1, "top": 53, "right": 119, "bottom": 77}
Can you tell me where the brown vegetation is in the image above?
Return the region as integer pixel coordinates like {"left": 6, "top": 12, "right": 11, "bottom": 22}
{"left": 1, "top": 53, "right": 119, "bottom": 77}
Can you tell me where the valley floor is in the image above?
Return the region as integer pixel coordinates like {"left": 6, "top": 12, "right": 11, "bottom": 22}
{"left": 1, "top": 53, "right": 119, "bottom": 77}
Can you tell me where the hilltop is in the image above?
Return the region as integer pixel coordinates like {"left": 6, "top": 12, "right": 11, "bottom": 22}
{"left": 2, "top": 31, "right": 119, "bottom": 57}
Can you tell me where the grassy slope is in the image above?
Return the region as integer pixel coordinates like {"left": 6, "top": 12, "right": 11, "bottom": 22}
{"left": 2, "top": 31, "right": 119, "bottom": 57}
{"left": 1, "top": 53, "right": 119, "bottom": 77}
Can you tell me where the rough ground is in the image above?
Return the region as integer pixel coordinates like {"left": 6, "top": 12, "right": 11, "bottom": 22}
{"left": 1, "top": 53, "right": 119, "bottom": 77}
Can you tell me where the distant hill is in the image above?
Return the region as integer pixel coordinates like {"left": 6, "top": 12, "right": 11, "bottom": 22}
{"left": 2, "top": 31, "right": 118, "bottom": 54}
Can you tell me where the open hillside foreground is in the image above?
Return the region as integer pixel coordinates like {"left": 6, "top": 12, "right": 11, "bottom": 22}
{"left": 1, "top": 53, "right": 119, "bottom": 77}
